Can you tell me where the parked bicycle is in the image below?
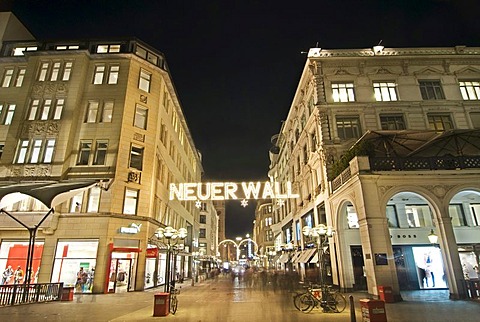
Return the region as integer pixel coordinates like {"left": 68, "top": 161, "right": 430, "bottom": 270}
{"left": 297, "top": 284, "right": 346, "bottom": 313}
{"left": 169, "top": 283, "right": 180, "bottom": 314}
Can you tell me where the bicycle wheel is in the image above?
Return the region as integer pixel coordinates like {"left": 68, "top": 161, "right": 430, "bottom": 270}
{"left": 329, "top": 292, "right": 346, "bottom": 313}
{"left": 292, "top": 292, "right": 304, "bottom": 311}
{"left": 298, "top": 294, "right": 315, "bottom": 313}
{"left": 170, "top": 295, "right": 178, "bottom": 314}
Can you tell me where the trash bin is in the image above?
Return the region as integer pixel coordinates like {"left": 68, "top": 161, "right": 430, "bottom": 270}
{"left": 61, "top": 287, "right": 74, "bottom": 301}
{"left": 360, "top": 299, "right": 387, "bottom": 322}
{"left": 377, "top": 285, "right": 394, "bottom": 303}
{"left": 153, "top": 293, "right": 170, "bottom": 317}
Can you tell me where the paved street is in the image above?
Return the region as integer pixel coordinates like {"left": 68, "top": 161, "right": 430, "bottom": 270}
{"left": 0, "top": 276, "right": 479, "bottom": 322}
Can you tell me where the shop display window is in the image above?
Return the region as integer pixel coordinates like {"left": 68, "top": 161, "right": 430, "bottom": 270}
{"left": 412, "top": 246, "right": 448, "bottom": 289}
{"left": 459, "top": 251, "right": 479, "bottom": 280}
{"left": 0, "top": 240, "right": 44, "bottom": 285}
{"left": 51, "top": 239, "right": 98, "bottom": 293}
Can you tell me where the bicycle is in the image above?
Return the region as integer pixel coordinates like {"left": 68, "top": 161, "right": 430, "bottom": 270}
{"left": 292, "top": 282, "right": 321, "bottom": 311}
{"left": 298, "top": 285, "right": 346, "bottom": 313}
{"left": 169, "top": 284, "right": 180, "bottom": 314}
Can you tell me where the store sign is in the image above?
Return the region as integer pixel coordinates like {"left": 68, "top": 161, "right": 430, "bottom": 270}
{"left": 169, "top": 181, "right": 299, "bottom": 201}
{"left": 146, "top": 248, "right": 158, "bottom": 258}
{"left": 119, "top": 223, "right": 142, "bottom": 234}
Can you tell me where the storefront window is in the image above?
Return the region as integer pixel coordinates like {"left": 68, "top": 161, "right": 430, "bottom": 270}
{"left": 0, "top": 240, "right": 44, "bottom": 284}
{"left": 412, "top": 246, "right": 447, "bottom": 289}
{"left": 459, "top": 251, "right": 479, "bottom": 280}
{"left": 51, "top": 240, "right": 98, "bottom": 293}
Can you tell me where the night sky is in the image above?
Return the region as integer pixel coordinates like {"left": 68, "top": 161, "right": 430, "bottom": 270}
{"left": 2, "top": 0, "right": 480, "bottom": 238}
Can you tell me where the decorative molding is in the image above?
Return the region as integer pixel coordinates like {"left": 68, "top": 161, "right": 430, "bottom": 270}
{"left": 127, "top": 170, "right": 141, "bottom": 184}
{"left": 413, "top": 66, "right": 445, "bottom": 75}
{"left": 10, "top": 165, "right": 52, "bottom": 177}
{"left": 22, "top": 121, "right": 60, "bottom": 137}
{"left": 133, "top": 132, "right": 145, "bottom": 142}
{"left": 140, "top": 95, "right": 148, "bottom": 103}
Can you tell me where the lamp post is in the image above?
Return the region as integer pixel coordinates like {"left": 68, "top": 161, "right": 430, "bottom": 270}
{"left": 428, "top": 229, "right": 438, "bottom": 245}
{"left": 191, "top": 251, "right": 200, "bottom": 285}
{"left": 302, "top": 224, "right": 335, "bottom": 287}
{"left": 153, "top": 226, "right": 187, "bottom": 293}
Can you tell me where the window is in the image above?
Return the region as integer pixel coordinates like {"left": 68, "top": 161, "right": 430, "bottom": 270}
{"left": 380, "top": 115, "right": 406, "bottom": 130}
{"left": 15, "top": 68, "right": 26, "bottom": 87}
{"left": 199, "top": 228, "right": 206, "bottom": 238}
{"left": 419, "top": 80, "right": 445, "bottom": 100}
{"left": 56, "top": 45, "right": 80, "bottom": 50}
{"left": 336, "top": 116, "right": 361, "bottom": 139}
{"left": 459, "top": 81, "right": 480, "bottom": 100}
{"left": 93, "top": 141, "right": 108, "bottom": 165}
{"left": 472, "top": 204, "right": 480, "bottom": 226}
{"left": 15, "top": 139, "right": 56, "bottom": 164}
{"left": 386, "top": 205, "right": 399, "bottom": 228}
{"left": 123, "top": 188, "right": 138, "bottom": 215}
{"left": 101, "top": 101, "right": 113, "bottom": 122}
{"left": 86, "top": 101, "right": 99, "bottom": 123}
{"left": 373, "top": 82, "right": 398, "bottom": 101}
{"left": 12, "top": 46, "right": 37, "bottom": 56}
{"left": 405, "top": 205, "right": 429, "bottom": 228}
{"left": 139, "top": 69, "right": 151, "bottom": 92}
{"left": 332, "top": 82, "right": 355, "bottom": 102}
{"left": 28, "top": 100, "right": 40, "bottom": 120}
{"left": 134, "top": 105, "right": 148, "bottom": 129}
{"left": 97, "top": 44, "right": 121, "bottom": 53}
{"left": 1, "top": 68, "right": 14, "bottom": 87}
{"left": 449, "top": 204, "right": 466, "bottom": 227}
{"left": 87, "top": 186, "right": 101, "bottom": 213}
{"left": 53, "top": 99, "right": 64, "bottom": 120}
{"left": 346, "top": 205, "right": 359, "bottom": 229}
{"left": 4, "top": 104, "right": 15, "bottom": 125}
{"left": 38, "top": 62, "right": 49, "bottom": 81}
{"left": 93, "top": 65, "right": 105, "bottom": 84}
{"left": 107, "top": 65, "right": 119, "bottom": 84}
{"left": 471, "top": 112, "right": 480, "bottom": 129}
{"left": 130, "top": 145, "right": 144, "bottom": 170}
{"left": 50, "top": 62, "right": 61, "bottom": 81}
{"left": 40, "top": 99, "right": 52, "bottom": 120}
{"left": 200, "top": 214, "right": 206, "bottom": 224}
{"left": 62, "top": 62, "right": 73, "bottom": 81}
{"left": 69, "top": 192, "right": 83, "bottom": 212}
{"left": 77, "top": 141, "right": 92, "bottom": 165}
{"left": 428, "top": 114, "right": 454, "bottom": 131}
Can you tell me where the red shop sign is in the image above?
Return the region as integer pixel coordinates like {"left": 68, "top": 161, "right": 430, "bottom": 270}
{"left": 146, "top": 248, "right": 158, "bottom": 258}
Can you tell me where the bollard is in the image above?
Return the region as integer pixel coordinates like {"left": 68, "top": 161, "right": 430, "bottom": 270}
{"left": 350, "top": 295, "right": 356, "bottom": 322}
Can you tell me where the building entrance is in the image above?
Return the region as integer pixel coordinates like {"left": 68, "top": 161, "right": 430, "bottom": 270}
{"left": 108, "top": 257, "right": 135, "bottom": 293}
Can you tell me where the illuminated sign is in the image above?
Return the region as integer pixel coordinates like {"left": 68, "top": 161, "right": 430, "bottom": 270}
{"left": 169, "top": 181, "right": 299, "bottom": 201}
{"left": 119, "top": 223, "right": 142, "bottom": 234}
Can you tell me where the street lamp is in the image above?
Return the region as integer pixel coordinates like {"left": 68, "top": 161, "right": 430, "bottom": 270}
{"left": 428, "top": 229, "right": 438, "bottom": 245}
{"left": 153, "top": 226, "right": 187, "bottom": 293}
{"left": 191, "top": 251, "right": 200, "bottom": 285}
{"left": 303, "top": 224, "right": 335, "bottom": 287}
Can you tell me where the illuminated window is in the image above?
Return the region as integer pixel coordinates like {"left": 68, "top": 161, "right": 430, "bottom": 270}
{"left": 28, "top": 100, "right": 40, "bottom": 120}
{"left": 332, "top": 82, "right": 355, "bottom": 102}
{"left": 38, "top": 62, "right": 49, "bottom": 81}
{"left": 459, "top": 81, "right": 480, "bottom": 100}
{"left": 93, "top": 65, "right": 105, "bottom": 84}
{"left": 101, "top": 101, "right": 113, "bottom": 123}
{"left": 4, "top": 104, "right": 15, "bottom": 125}
{"left": 449, "top": 204, "right": 466, "bottom": 227}
{"left": 16, "top": 140, "right": 28, "bottom": 163}
{"left": 419, "top": 80, "right": 445, "bottom": 100}
{"left": 386, "top": 205, "right": 399, "bottom": 228}
{"left": 346, "top": 205, "right": 359, "bottom": 229}
{"left": 129, "top": 145, "right": 144, "bottom": 171}
{"left": 86, "top": 101, "right": 99, "bottom": 123}
{"left": 43, "top": 139, "right": 55, "bottom": 163}
{"left": 53, "top": 99, "right": 64, "bottom": 120}
{"left": 62, "top": 62, "right": 73, "bottom": 81}
{"left": 69, "top": 192, "right": 83, "bottom": 212}
{"left": 40, "top": 99, "right": 52, "bottom": 120}
{"left": 336, "top": 116, "right": 361, "bottom": 139}
{"left": 405, "top": 205, "right": 429, "bottom": 228}
{"left": 50, "top": 62, "right": 61, "bottom": 81}
{"left": 97, "top": 44, "right": 121, "bottom": 53}
{"left": 12, "top": 46, "right": 37, "bottom": 56}
{"left": 15, "top": 68, "right": 26, "bottom": 87}
{"left": 373, "top": 82, "right": 398, "bottom": 101}
{"left": 139, "top": 69, "right": 151, "bottom": 92}
{"left": 77, "top": 141, "right": 92, "bottom": 165}
{"left": 380, "top": 115, "right": 406, "bottom": 130}
{"left": 428, "top": 114, "right": 454, "bottom": 131}
{"left": 1, "top": 68, "right": 14, "bottom": 87}
{"left": 15, "top": 139, "right": 56, "bottom": 164}
{"left": 87, "top": 186, "right": 101, "bottom": 213}
{"left": 123, "top": 188, "right": 138, "bottom": 215}
{"left": 134, "top": 105, "right": 148, "bottom": 129}
{"left": 93, "top": 141, "right": 108, "bottom": 165}
{"left": 107, "top": 65, "right": 119, "bottom": 84}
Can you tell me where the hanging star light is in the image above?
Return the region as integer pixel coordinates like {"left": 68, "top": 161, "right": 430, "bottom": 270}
{"left": 240, "top": 199, "right": 248, "bottom": 207}
{"left": 277, "top": 199, "right": 285, "bottom": 207}
{"left": 195, "top": 200, "right": 202, "bottom": 208}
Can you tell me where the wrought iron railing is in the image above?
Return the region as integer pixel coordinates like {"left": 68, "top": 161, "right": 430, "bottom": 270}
{"left": 0, "top": 283, "right": 63, "bottom": 306}
{"left": 370, "top": 155, "right": 480, "bottom": 171}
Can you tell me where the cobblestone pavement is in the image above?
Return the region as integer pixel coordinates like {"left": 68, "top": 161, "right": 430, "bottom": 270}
{"left": 0, "top": 276, "right": 479, "bottom": 321}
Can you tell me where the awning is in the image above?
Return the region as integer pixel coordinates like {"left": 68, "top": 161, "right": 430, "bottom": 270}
{"left": 0, "top": 180, "right": 98, "bottom": 209}
{"left": 291, "top": 251, "right": 303, "bottom": 263}
{"left": 298, "top": 248, "right": 317, "bottom": 263}
{"left": 272, "top": 254, "right": 280, "bottom": 263}
{"left": 309, "top": 253, "right": 320, "bottom": 263}
{"left": 278, "top": 253, "right": 290, "bottom": 263}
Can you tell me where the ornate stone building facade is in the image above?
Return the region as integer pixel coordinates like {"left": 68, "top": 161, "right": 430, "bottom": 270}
{"left": 266, "top": 45, "right": 480, "bottom": 300}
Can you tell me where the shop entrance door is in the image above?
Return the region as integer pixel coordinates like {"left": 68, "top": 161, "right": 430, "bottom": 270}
{"left": 351, "top": 246, "right": 367, "bottom": 291}
{"left": 109, "top": 258, "right": 134, "bottom": 293}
